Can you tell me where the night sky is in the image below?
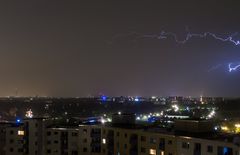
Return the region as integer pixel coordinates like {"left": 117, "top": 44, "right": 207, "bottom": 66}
{"left": 0, "top": 1, "right": 240, "bottom": 97}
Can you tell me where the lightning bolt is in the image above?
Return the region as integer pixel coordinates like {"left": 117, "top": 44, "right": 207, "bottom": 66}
{"left": 110, "top": 29, "right": 240, "bottom": 72}
{"left": 110, "top": 29, "right": 240, "bottom": 45}
{"left": 208, "top": 64, "right": 223, "bottom": 72}
{"left": 228, "top": 63, "right": 240, "bottom": 72}
{"left": 136, "top": 31, "right": 240, "bottom": 46}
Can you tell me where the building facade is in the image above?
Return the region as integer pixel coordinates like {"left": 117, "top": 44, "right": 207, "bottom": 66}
{"left": 45, "top": 127, "right": 79, "bottom": 155}
{"left": 78, "top": 124, "right": 240, "bottom": 155}
{"left": 1, "top": 118, "right": 240, "bottom": 155}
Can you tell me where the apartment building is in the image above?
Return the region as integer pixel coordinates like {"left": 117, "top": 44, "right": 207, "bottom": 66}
{"left": 24, "top": 118, "right": 46, "bottom": 155}
{"left": 78, "top": 123, "right": 240, "bottom": 155}
{"left": 3, "top": 118, "right": 47, "bottom": 155}
{"left": 45, "top": 127, "right": 79, "bottom": 155}
{"left": 78, "top": 124, "right": 101, "bottom": 155}
{"left": 77, "top": 114, "right": 240, "bottom": 155}
{"left": 5, "top": 122, "right": 25, "bottom": 155}
{"left": 1, "top": 115, "right": 240, "bottom": 155}
{"left": 176, "top": 135, "right": 239, "bottom": 155}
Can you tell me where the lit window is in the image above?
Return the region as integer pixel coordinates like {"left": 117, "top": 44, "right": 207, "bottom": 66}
{"left": 149, "top": 149, "right": 156, "bottom": 155}
{"left": 102, "top": 138, "right": 106, "bottom": 144}
{"left": 18, "top": 130, "right": 24, "bottom": 136}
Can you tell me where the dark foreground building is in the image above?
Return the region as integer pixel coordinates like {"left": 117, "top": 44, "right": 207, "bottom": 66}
{"left": 0, "top": 114, "right": 239, "bottom": 155}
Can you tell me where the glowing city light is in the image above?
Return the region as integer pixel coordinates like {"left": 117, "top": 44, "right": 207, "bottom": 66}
{"left": 101, "top": 95, "right": 107, "bottom": 101}
{"left": 134, "top": 98, "right": 139, "bottom": 102}
{"left": 89, "top": 119, "right": 96, "bottom": 123}
{"left": 18, "top": 130, "right": 24, "bottom": 136}
{"left": 25, "top": 109, "right": 33, "bottom": 118}
{"left": 235, "top": 124, "right": 240, "bottom": 128}
{"left": 172, "top": 104, "right": 179, "bottom": 112}
{"left": 207, "top": 110, "right": 216, "bottom": 119}
{"left": 101, "top": 118, "right": 106, "bottom": 124}
{"left": 221, "top": 126, "right": 229, "bottom": 131}
{"left": 143, "top": 115, "right": 148, "bottom": 120}
{"left": 151, "top": 96, "right": 156, "bottom": 99}
{"left": 16, "top": 118, "right": 21, "bottom": 123}
{"left": 102, "top": 138, "right": 106, "bottom": 144}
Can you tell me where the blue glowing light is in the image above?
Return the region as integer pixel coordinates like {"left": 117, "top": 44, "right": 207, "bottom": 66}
{"left": 88, "top": 119, "right": 96, "bottom": 123}
{"left": 101, "top": 96, "right": 107, "bottom": 101}
{"left": 134, "top": 98, "right": 139, "bottom": 102}
{"left": 16, "top": 118, "right": 21, "bottom": 123}
{"left": 148, "top": 116, "right": 159, "bottom": 123}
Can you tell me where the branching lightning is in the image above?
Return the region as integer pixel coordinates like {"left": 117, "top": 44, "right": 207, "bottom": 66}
{"left": 228, "top": 63, "right": 240, "bottom": 72}
{"left": 139, "top": 31, "right": 240, "bottom": 46}
{"left": 110, "top": 29, "right": 240, "bottom": 73}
